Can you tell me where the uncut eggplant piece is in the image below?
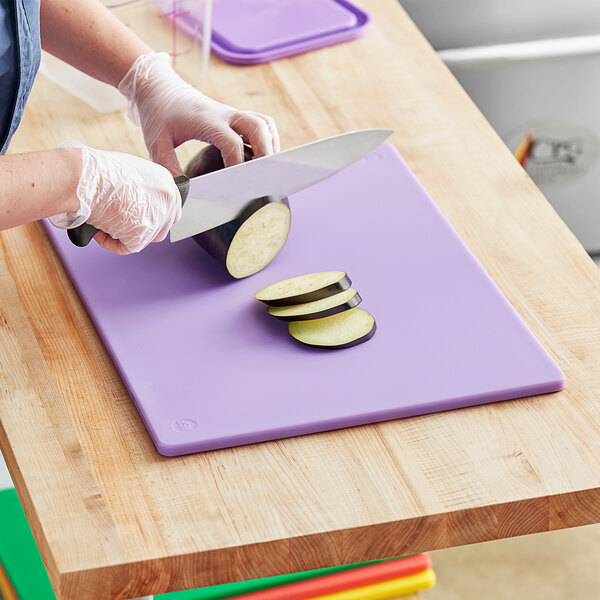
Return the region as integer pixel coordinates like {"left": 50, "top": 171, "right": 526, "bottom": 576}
{"left": 255, "top": 271, "right": 351, "bottom": 306}
{"left": 268, "top": 288, "right": 362, "bottom": 321}
{"left": 186, "top": 144, "right": 291, "bottom": 279}
{"left": 289, "top": 308, "right": 376, "bottom": 349}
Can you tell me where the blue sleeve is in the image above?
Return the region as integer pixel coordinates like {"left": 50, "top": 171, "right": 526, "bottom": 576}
{"left": 0, "top": 0, "right": 18, "bottom": 151}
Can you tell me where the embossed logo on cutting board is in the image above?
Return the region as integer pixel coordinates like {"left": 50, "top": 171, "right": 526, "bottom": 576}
{"left": 172, "top": 419, "right": 199, "bottom": 432}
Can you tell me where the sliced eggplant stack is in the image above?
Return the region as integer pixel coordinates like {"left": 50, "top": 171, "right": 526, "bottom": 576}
{"left": 267, "top": 288, "right": 362, "bottom": 322}
{"left": 256, "top": 272, "right": 376, "bottom": 349}
{"left": 255, "top": 271, "right": 351, "bottom": 306}
{"left": 288, "top": 308, "right": 376, "bottom": 349}
{"left": 186, "top": 144, "right": 291, "bottom": 279}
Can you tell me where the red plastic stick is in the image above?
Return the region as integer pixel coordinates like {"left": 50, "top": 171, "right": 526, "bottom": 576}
{"left": 226, "top": 554, "right": 432, "bottom": 600}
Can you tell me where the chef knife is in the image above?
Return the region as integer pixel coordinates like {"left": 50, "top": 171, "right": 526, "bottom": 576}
{"left": 68, "top": 128, "right": 392, "bottom": 247}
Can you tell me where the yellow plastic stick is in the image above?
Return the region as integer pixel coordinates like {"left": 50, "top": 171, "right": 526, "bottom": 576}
{"left": 308, "top": 569, "right": 435, "bottom": 600}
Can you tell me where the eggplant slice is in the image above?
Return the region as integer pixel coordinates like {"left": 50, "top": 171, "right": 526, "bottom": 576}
{"left": 219, "top": 198, "right": 290, "bottom": 279}
{"left": 289, "top": 308, "right": 376, "bottom": 349}
{"left": 187, "top": 145, "right": 291, "bottom": 279}
{"left": 255, "top": 271, "right": 351, "bottom": 306}
{"left": 267, "top": 288, "right": 361, "bottom": 321}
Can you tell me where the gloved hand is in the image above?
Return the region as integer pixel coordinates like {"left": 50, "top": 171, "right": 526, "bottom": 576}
{"left": 118, "top": 52, "right": 280, "bottom": 173}
{"left": 49, "top": 141, "right": 181, "bottom": 254}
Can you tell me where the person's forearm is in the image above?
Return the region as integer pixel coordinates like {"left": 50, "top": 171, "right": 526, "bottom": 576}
{"left": 40, "top": 0, "right": 151, "bottom": 87}
{"left": 0, "top": 149, "right": 81, "bottom": 230}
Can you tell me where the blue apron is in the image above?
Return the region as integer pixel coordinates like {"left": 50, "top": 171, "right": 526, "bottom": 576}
{"left": 0, "top": 0, "right": 40, "bottom": 154}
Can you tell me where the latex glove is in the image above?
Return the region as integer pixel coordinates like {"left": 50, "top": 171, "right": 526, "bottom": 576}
{"left": 118, "top": 52, "right": 280, "bottom": 173}
{"left": 49, "top": 141, "right": 181, "bottom": 254}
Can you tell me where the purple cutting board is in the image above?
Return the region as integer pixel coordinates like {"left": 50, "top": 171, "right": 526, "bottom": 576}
{"left": 44, "top": 143, "right": 565, "bottom": 456}
{"left": 170, "top": 0, "right": 370, "bottom": 65}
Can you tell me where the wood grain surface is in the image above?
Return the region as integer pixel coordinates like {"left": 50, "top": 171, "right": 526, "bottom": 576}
{"left": 2, "top": 1, "right": 600, "bottom": 598}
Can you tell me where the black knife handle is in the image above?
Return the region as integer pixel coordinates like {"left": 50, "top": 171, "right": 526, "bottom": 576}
{"left": 67, "top": 222, "right": 100, "bottom": 247}
{"left": 68, "top": 174, "right": 190, "bottom": 248}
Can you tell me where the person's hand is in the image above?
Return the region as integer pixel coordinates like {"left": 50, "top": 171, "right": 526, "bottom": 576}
{"left": 118, "top": 52, "right": 280, "bottom": 174}
{"left": 49, "top": 141, "right": 181, "bottom": 254}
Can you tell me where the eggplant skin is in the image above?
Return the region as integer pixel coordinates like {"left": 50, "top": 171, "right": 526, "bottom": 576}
{"left": 258, "top": 274, "right": 352, "bottom": 307}
{"left": 185, "top": 143, "right": 254, "bottom": 178}
{"left": 186, "top": 145, "right": 290, "bottom": 279}
{"left": 268, "top": 291, "right": 362, "bottom": 322}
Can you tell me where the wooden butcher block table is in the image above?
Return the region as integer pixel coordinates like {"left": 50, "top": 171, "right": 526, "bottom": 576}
{"left": 2, "top": 1, "right": 600, "bottom": 598}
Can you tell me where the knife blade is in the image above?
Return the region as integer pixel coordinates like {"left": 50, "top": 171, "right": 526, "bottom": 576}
{"left": 67, "top": 129, "right": 392, "bottom": 247}
{"left": 169, "top": 128, "right": 392, "bottom": 242}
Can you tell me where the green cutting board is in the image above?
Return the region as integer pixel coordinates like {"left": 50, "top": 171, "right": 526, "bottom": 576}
{"left": 0, "top": 488, "right": 393, "bottom": 599}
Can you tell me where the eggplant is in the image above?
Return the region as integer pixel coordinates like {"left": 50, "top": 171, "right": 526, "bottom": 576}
{"left": 255, "top": 271, "right": 351, "bottom": 306}
{"left": 186, "top": 145, "right": 291, "bottom": 279}
{"left": 267, "top": 288, "right": 361, "bottom": 321}
{"left": 288, "top": 308, "right": 376, "bottom": 349}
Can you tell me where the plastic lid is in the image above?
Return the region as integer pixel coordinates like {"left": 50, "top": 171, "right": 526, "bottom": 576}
{"left": 211, "top": 0, "right": 358, "bottom": 54}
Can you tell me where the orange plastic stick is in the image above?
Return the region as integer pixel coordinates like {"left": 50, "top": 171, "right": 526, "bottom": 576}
{"left": 514, "top": 129, "right": 534, "bottom": 167}
{"left": 0, "top": 560, "right": 19, "bottom": 600}
{"left": 225, "top": 554, "right": 431, "bottom": 600}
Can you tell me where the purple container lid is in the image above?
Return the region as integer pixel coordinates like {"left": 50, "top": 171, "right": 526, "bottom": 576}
{"left": 175, "top": 0, "right": 371, "bottom": 65}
